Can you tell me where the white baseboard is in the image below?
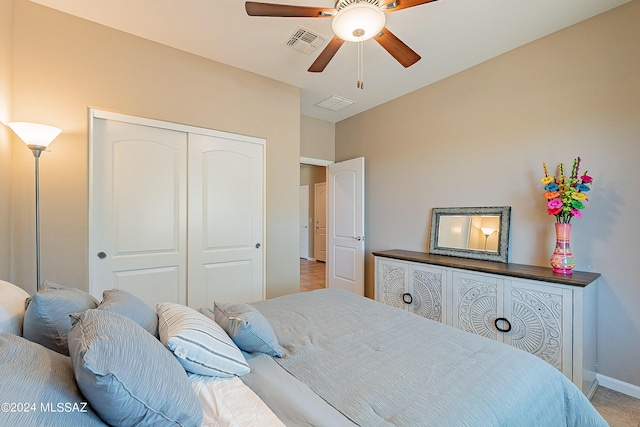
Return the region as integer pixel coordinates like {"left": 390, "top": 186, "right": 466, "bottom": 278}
{"left": 596, "top": 374, "right": 640, "bottom": 399}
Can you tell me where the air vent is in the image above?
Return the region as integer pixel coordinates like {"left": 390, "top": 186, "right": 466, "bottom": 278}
{"left": 283, "top": 26, "right": 327, "bottom": 55}
{"left": 315, "top": 95, "right": 355, "bottom": 111}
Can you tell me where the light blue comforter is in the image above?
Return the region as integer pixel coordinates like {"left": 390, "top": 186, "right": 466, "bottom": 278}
{"left": 250, "top": 289, "right": 608, "bottom": 427}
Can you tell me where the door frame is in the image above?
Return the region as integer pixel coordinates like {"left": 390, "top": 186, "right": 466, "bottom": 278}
{"left": 313, "top": 181, "right": 327, "bottom": 262}
{"left": 88, "top": 108, "right": 266, "bottom": 301}
{"left": 300, "top": 156, "right": 333, "bottom": 280}
{"left": 299, "top": 185, "right": 310, "bottom": 260}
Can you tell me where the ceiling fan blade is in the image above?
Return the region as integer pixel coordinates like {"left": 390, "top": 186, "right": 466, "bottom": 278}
{"left": 308, "top": 36, "right": 345, "bottom": 72}
{"left": 245, "top": 2, "right": 335, "bottom": 17}
{"left": 374, "top": 27, "right": 421, "bottom": 68}
{"left": 383, "top": 0, "right": 439, "bottom": 13}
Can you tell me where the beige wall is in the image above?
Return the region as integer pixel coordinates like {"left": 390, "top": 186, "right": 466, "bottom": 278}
{"left": 336, "top": 1, "right": 640, "bottom": 387}
{"left": 10, "top": 0, "right": 300, "bottom": 299}
{"left": 300, "top": 115, "right": 335, "bottom": 161}
{"left": 0, "top": 0, "right": 12, "bottom": 280}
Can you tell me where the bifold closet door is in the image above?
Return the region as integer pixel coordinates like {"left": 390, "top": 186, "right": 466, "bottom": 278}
{"left": 187, "top": 133, "right": 264, "bottom": 306}
{"left": 90, "top": 119, "right": 188, "bottom": 307}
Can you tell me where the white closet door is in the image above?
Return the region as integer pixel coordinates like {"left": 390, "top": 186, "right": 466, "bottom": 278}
{"left": 187, "top": 133, "right": 264, "bottom": 306}
{"left": 90, "top": 118, "right": 188, "bottom": 307}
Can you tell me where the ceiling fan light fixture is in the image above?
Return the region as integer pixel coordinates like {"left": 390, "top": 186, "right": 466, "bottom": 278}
{"left": 331, "top": 3, "right": 385, "bottom": 42}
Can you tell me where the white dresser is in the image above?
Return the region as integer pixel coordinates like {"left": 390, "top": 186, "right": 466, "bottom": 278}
{"left": 373, "top": 249, "right": 600, "bottom": 398}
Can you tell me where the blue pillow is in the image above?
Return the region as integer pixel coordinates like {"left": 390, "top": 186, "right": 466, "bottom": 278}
{"left": 0, "top": 333, "right": 105, "bottom": 426}
{"left": 97, "top": 289, "right": 158, "bottom": 337}
{"left": 23, "top": 280, "right": 99, "bottom": 355}
{"left": 157, "top": 303, "right": 250, "bottom": 377}
{"left": 202, "top": 303, "right": 283, "bottom": 357}
{"left": 68, "top": 309, "right": 202, "bottom": 427}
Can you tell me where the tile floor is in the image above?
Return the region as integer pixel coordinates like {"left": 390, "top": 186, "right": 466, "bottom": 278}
{"left": 298, "top": 259, "right": 640, "bottom": 426}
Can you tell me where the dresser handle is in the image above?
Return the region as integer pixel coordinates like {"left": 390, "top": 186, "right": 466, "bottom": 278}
{"left": 402, "top": 293, "right": 413, "bottom": 304}
{"left": 494, "top": 317, "right": 512, "bottom": 333}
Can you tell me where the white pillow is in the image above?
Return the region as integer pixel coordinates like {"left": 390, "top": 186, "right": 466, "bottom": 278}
{"left": 0, "top": 280, "right": 30, "bottom": 336}
{"left": 157, "top": 303, "right": 250, "bottom": 377}
{"left": 190, "top": 375, "right": 285, "bottom": 427}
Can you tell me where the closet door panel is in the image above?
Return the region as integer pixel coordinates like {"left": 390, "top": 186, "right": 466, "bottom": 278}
{"left": 188, "top": 133, "right": 264, "bottom": 306}
{"left": 90, "top": 118, "right": 188, "bottom": 308}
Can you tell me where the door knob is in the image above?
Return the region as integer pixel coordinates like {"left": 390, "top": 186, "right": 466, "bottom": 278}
{"left": 255, "top": 243, "right": 261, "bottom": 249}
{"left": 97, "top": 252, "right": 107, "bottom": 259}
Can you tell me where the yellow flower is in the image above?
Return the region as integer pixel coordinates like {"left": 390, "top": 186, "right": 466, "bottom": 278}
{"left": 541, "top": 176, "right": 554, "bottom": 185}
{"left": 571, "top": 192, "right": 587, "bottom": 201}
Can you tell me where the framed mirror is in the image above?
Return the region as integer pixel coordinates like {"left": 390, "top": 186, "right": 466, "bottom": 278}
{"left": 429, "top": 206, "right": 511, "bottom": 263}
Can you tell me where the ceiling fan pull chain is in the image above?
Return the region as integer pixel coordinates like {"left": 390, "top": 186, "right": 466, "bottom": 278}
{"left": 357, "top": 34, "right": 364, "bottom": 89}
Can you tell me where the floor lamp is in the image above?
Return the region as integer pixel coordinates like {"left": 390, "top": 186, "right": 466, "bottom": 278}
{"left": 8, "top": 122, "right": 62, "bottom": 291}
{"left": 480, "top": 227, "right": 495, "bottom": 252}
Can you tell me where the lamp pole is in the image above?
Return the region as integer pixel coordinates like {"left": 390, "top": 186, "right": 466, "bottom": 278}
{"left": 30, "top": 146, "right": 44, "bottom": 291}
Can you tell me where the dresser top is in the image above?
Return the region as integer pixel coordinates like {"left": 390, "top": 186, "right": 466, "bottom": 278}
{"left": 373, "top": 249, "right": 601, "bottom": 287}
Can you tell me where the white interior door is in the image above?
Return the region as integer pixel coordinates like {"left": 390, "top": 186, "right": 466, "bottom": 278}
{"left": 90, "top": 118, "right": 188, "bottom": 307}
{"left": 327, "top": 158, "right": 364, "bottom": 295}
{"left": 187, "top": 133, "right": 264, "bottom": 305}
{"left": 299, "top": 185, "right": 309, "bottom": 259}
{"left": 314, "top": 182, "right": 327, "bottom": 262}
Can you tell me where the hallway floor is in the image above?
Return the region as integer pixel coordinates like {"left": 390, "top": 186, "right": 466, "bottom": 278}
{"left": 300, "top": 258, "right": 325, "bottom": 292}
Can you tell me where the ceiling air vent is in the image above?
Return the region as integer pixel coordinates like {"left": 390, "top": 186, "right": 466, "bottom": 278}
{"left": 283, "top": 26, "right": 327, "bottom": 54}
{"left": 315, "top": 95, "right": 355, "bottom": 112}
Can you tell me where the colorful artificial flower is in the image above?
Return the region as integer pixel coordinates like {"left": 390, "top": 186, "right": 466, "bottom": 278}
{"left": 541, "top": 157, "right": 594, "bottom": 223}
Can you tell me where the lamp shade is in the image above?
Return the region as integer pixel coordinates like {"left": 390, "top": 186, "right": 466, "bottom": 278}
{"left": 480, "top": 227, "right": 495, "bottom": 236}
{"left": 332, "top": 3, "right": 385, "bottom": 42}
{"left": 8, "top": 122, "right": 62, "bottom": 149}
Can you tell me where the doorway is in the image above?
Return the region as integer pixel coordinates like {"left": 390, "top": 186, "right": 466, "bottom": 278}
{"left": 299, "top": 156, "right": 365, "bottom": 295}
{"left": 300, "top": 162, "right": 327, "bottom": 291}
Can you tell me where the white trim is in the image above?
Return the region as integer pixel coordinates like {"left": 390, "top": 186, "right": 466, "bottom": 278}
{"left": 596, "top": 374, "right": 640, "bottom": 399}
{"left": 300, "top": 156, "right": 334, "bottom": 166}
{"left": 90, "top": 108, "right": 265, "bottom": 146}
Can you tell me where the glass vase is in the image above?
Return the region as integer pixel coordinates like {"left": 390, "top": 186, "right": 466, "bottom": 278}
{"left": 550, "top": 223, "right": 575, "bottom": 274}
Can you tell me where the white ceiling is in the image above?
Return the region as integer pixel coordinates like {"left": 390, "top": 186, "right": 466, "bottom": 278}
{"left": 31, "top": 0, "right": 629, "bottom": 123}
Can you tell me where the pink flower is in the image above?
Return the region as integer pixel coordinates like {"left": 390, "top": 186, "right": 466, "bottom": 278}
{"left": 570, "top": 209, "right": 583, "bottom": 218}
{"left": 547, "top": 199, "right": 563, "bottom": 209}
{"left": 581, "top": 174, "right": 593, "bottom": 184}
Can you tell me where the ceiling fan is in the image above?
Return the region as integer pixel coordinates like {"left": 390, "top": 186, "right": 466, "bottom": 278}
{"left": 245, "top": 0, "right": 438, "bottom": 82}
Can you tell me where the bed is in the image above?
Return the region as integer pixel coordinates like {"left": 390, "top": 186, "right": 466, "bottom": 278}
{"left": 241, "top": 288, "right": 608, "bottom": 426}
{"left": 0, "top": 280, "right": 608, "bottom": 426}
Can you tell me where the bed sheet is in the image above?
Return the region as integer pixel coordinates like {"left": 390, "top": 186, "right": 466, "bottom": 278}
{"left": 248, "top": 288, "right": 608, "bottom": 427}
{"left": 189, "top": 373, "right": 284, "bottom": 427}
{"left": 242, "top": 352, "right": 357, "bottom": 427}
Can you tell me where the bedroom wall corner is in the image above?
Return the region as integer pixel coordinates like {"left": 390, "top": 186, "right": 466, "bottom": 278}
{"left": 0, "top": 0, "right": 14, "bottom": 281}
{"left": 11, "top": 0, "right": 301, "bottom": 299}
{"left": 300, "top": 115, "right": 335, "bottom": 162}
{"left": 335, "top": 1, "right": 640, "bottom": 389}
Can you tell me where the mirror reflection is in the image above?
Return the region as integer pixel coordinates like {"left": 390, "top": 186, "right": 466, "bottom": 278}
{"left": 429, "top": 207, "right": 511, "bottom": 263}
{"left": 437, "top": 215, "right": 500, "bottom": 253}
